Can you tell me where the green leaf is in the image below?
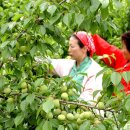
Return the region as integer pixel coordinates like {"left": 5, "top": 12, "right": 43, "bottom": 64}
{"left": 97, "top": 123, "right": 106, "bottom": 130}
{"left": 12, "top": 13, "right": 23, "bottom": 21}
{"left": 1, "top": 41, "right": 10, "bottom": 49}
{"left": 105, "top": 97, "right": 119, "bottom": 107}
{"left": 8, "top": 22, "right": 17, "bottom": 30}
{"left": 1, "top": 24, "right": 8, "bottom": 34}
{"left": 43, "top": 121, "right": 52, "bottom": 130}
{"left": 102, "top": 73, "right": 111, "bottom": 89}
{"left": 125, "top": 98, "right": 130, "bottom": 113}
{"left": 20, "top": 100, "right": 28, "bottom": 111}
{"left": 75, "top": 14, "right": 84, "bottom": 27}
{"left": 122, "top": 72, "right": 130, "bottom": 84}
{"left": 18, "top": 56, "right": 25, "bottom": 68}
{"left": 25, "top": 2, "right": 32, "bottom": 11}
{"left": 93, "top": 90, "right": 101, "bottom": 99}
{"left": 2, "top": 48, "right": 11, "bottom": 60}
{"left": 63, "top": 13, "right": 72, "bottom": 27}
{"left": 24, "top": 18, "right": 31, "bottom": 26}
{"left": 26, "top": 93, "right": 35, "bottom": 104}
{"left": 58, "top": 125, "right": 64, "bottom": 130}
{"left": 42, "top": 100, "right": 54, "bottom": 113}
{"left": 30, "top": 46, "right": 37, "bottom": 57}
{"left": 40, "top": 25, "right": 46, "bottom": 35}
{"left": 5, "top": 118, "right": 14, "bottom": 128}
{"left": 111, "top": 72, "right": 121, "bottom": 85}
{"left": 36, "top": 119, "right": 45, "bottom": 130}
{"left": 106, "top": 84, "right": 114, "bottom": 97}
{"left": 50, "top": 119, "right": 60, "bottom": 128}
{"left": 0, "top": 76, "right": 6, "bottom": 90}
{"left": 90, "top": 0, "right": 100, "bottom": 13}
{"left": 10, "top": 40, "right": 17, "bottom": 48}
{"left": 47, "top": 5, "right": 57, "bottom": 16}
{"left": 14, "top": 113, "right": 24, "bottom": 127}
{"left": 50, "top": 13, "right": 61, "bottom": 25}
{"left": 108, "top": 21, "right": 118, "bottom": 31}
{"left": 6, "top": 103, "right": 15, "bottom": 112}
{"left": 39, "top": 2, "right": 48, "bottom": 12}
{"left": 99, "top": 0, "right": 109, "bottom": 8}
{"left": 101, "top": 7, "right": 108, "bottom": 20}
{"left": 34, "top": 78, "right": 44, "bottom": 87}
{"left": 79, "top": 121, "right": 90, "bottom": 130}
{"left": 116, "top": 83, "right": 124, "bottom": 92}
{"left": 113, "top": 1, "right": 122, "bottom": 9}
{"left": 96, "top": 67, "right": 108, "bottom": 77}
{"left": 67, "top": 124, "right": 73, "bottom": 130}
{"left": 36, "top": 107, "right": 42, "bottom": 119}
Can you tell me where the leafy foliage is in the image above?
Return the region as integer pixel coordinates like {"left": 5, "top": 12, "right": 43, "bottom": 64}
{"left": 0, "top": 0, "right": 130, "bottom": 130}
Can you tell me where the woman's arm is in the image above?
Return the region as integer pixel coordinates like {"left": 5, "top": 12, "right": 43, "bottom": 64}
{"left": 51, "top": 59, "right": 75, "bottom": 77}
{"left": 92, "top": 34, "right": 127, "bottom": 69}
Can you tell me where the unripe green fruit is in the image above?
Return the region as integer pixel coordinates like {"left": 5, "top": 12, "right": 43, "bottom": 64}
{"left": 61, "top": 86, "right": 67, "bottom": 92}
{"left": 77, "top": 108, "right": 82, "bottom": 113}
{"left": 53, "top": 99, "right": 60, "bottom": 108}
{"left": 67, "top": 113, "right": 74, "bottom": 120}
{"left": 58, "top": 114, "right": 66, "bottom": 121}
{"left": 28, "top": 84, "right": 31, "bottom": 90}
{"left": 106, "top": 69, "right": 112, "bottom": 75}
{"left": 0, "top": 98, "right": 4, "bottom": 103}
{"left": 13, "top": 90, "right": 20, "bottom": 94}
{"left": 61, "top": 92, "right": 68, "bottom": 100}
{"left": 69, "top": 104, "right": 77, "bottom": 109}
{"left": 40, "top": 110, "right": 46, "bottom": 116}
{"left": 94, "top": 118, "right": 101, "bottom": 125}
{"left": 21, "top": 82, "right": 28, "bottom": 89}
{"left": 84, "top": 111, "right": 93, "bottom": 119}
{"left": 39, "top": 85, "right": 48, "bottom": 94}
{"left": 3, "top": 87, "right": 11, "bottom": 94}
{"left": 46, "top": 112, "right": 53, "bottom": 119}
{"left": 53, "top": 109, "right": 61, "bottom": 115}
{"left": 36, "top": 87, "right": 40, "bottom": 92}
{"left": 20, "top": 46, "right": 28, "bottom": 53}
{"left": 21, "top": 88, "right": 28, "bottom": 93}
{"left": 79, "top": 113, "right": 85, "bottom": 120}
{"left": 47, "top": 96, "right": 54, "bottom": 101}
{"left": 7, "top": 97, "right": 14, "bottom": 103}
{"left": 74, "top": 113, "right": 80, "bottom": 120}
{"left": 77, "top": 118, "right": 83, "bottom": 125}
{"left": 61, "top": 111, "right": 67, "bottom": 116}
{"left": 68, "top": 89, "right": 74, "bottom": 96}
{"left": 71, "top": 123, "right": 78, "bottom": 129}
{"left": 98, "top": 102, "right": 105, "bottom": 110}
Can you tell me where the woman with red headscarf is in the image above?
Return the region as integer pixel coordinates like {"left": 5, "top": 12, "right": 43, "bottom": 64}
{"left": 92, "top": 31, "right": 130, "bottom": 94}
{"left": 51, "top": 31, "right": 103, "bottom": 102}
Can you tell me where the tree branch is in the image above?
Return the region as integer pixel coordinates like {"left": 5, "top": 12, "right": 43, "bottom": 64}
{"left": 59, "top": 0, "right": 66, "bottom": 5}
{"left": 112, "top": 112, "right": 119, "bottom": 130}
{"left": 60, "top": 100, "right": 117, "bottom": 113}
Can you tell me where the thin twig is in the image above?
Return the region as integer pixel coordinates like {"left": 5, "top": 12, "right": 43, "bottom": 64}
{"left": 59, "top": 0, "right": 66, "bottom": 5}
{"left": 90, "top": 108, "right": 97, "bottom": 117}
{"left": 61, "top": 100, "right": 117, "bottom": 112}
{"left": 112, "top": 112, "right": 119, "bottom": 130}
{"left": 95, "top": 93, "right": 106, "bottom": 107}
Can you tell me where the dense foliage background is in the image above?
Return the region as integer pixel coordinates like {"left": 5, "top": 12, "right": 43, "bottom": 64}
{"left": 0, "top": 0, "right": 130, "bottom": 130}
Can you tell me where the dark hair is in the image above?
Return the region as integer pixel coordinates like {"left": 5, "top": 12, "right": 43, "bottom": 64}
{"left": 121, "top": 31, "right": 130, "bottom": 52}
{"left": 72, "top": 35, "right": 90, "bottom": 57}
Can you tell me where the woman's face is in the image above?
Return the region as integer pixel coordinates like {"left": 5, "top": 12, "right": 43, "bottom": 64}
{"left": 68, "top": 36, "right": 87, "bottom": 61}
{"left": 122, "top": 41, "right": 130, "bottom": 60}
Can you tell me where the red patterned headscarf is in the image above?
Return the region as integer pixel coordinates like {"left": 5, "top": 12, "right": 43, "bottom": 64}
{"left": 74, "top": 31, "right": 95, "bottom": 57}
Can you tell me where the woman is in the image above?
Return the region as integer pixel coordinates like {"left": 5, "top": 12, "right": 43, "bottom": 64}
{"left": 51, "top": 31, "right": 103, "bottom": 102}
{"left": 92, "top": 31, "right": 130, "bottom": 94}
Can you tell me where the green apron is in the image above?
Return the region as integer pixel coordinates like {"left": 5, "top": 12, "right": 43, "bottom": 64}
{"left": 69, "top": 57, "right": 92, "bottom": 92}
